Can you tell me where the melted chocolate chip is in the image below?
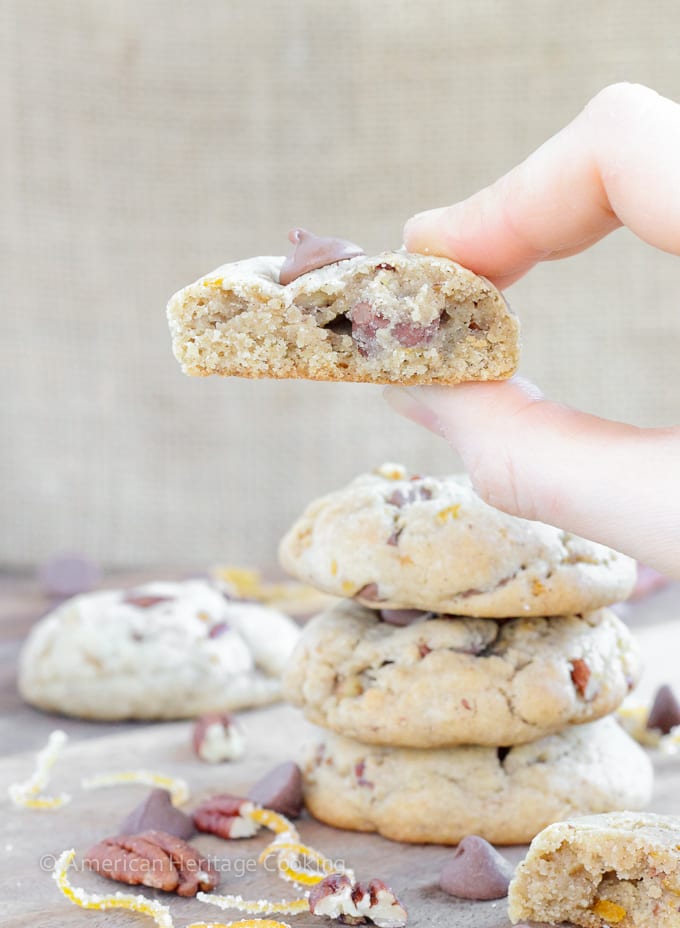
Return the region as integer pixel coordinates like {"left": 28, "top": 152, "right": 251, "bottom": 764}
{"left": 380, "top": 609, "right": 430, "bottom": 626}
{"left": 439, "top": 835, "right": 514, "bottom": 900}
{"left": 279, "top": 229, "right": 365, "bottom": 285}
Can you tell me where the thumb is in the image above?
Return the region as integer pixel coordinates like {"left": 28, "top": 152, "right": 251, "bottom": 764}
{"left": 384, "top": 379, "right": 680, "bottom": 579}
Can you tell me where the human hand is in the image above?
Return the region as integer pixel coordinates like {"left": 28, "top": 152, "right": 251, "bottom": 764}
{"left": 385, "top": 83, "right": 680, "bottom": 578}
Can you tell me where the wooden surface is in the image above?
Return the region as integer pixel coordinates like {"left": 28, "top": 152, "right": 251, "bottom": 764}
{"left": 2, "top": 572, "right": 680, "bottom": 927}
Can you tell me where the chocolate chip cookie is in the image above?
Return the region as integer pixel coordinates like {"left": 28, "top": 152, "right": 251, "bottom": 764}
{"left": 279, "top": 465, "right": 637, "bottom": 617}
{"left": 508, "top": 812, "right": 680, "bottom": 927}
{"left": 166, "top": 229, "right": 519, "bottom": 385}
{"left": 302, "top": 718, "right": 653, "bottom": 845}
{"left": 283, "top": 600, "right": 640, "bottom": 747}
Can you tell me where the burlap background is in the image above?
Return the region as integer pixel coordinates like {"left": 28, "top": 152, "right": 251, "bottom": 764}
{"left": 1, "top": 1, "right": 679, "bottom": 569}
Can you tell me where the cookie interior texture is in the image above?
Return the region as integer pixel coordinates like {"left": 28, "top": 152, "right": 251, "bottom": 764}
{"left": 508, "top": 812, "right": 680, "bottom": 927}
{"left": 302, "top": 719, "right": 653, "bottom": 845}
{"left": 279, "top": 466, "right": 637, "bottom": 617}
{"left": 283, "top": 602, "right": 640, "bottom": 747}
{"left": 166, "top": 251, "right": 520, "bottom": 384}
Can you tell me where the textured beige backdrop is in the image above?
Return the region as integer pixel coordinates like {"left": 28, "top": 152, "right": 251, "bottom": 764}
{"left": 1, "top": 1, "right": 679, "bottom": 569}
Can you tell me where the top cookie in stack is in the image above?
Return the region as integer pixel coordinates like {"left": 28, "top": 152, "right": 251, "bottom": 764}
{"left": 279, "top": 463, "right": 636, "bottom": 618}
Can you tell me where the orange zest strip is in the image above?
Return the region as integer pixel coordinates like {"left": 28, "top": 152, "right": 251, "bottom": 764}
{"left": 258, "top": 837, "right": 338, "bottom": 887}
{"left": 53, "top": 849, "right": 174, "bottom": 927}
{"left": 8, "top": 730, "right": 71, "bottom": 810}
{"left": 81, "top": 770, "right": 189, "bottom": 805}
{"left": 196, "top": 892, "right": 308, "bottom": 915}
{"left": 187, "top": 922, "right": 291, "bottom": 928}
{"left": 247, "top": 807, "right": 298, "bottom": 838}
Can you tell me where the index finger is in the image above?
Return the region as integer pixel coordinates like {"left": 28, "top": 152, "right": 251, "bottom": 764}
{"left": 404, "top": 83, "right": 680, "bottom": 289}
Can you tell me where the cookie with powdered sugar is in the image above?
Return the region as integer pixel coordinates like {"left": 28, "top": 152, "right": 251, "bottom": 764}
{"left": 18, "top": 579, "right": 299, "bottom": 719}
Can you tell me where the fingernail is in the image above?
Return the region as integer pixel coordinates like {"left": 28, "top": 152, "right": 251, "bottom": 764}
{"left": 383, "top": 386, "right": 444, "bottom": 435}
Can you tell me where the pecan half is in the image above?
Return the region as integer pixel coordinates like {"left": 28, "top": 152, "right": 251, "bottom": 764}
{"left": 84, "top": 829, "right": 218, "bottom": 897}
{"left": 570, "top": 658, "right": 591, "bottom": 698}
{"left": 192, "top": 793, "right": 259, "bottom": 839}
{"left": 355, "top": 878, "right": 409, "bottom": 928}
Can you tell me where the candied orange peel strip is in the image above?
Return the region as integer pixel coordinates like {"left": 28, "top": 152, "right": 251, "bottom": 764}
{"left": 188, "top": 922, "right": 291, "bottom": 928}
{"left": 8, "top": 729, "right": 71, "bottom": 810}
{"left": 259, "top": 837, "right": 339, "bottom": 887}
{"left": 196, "top": 892, "right": 308, "bottom": 915}
{"left": 81, "top": 769, "right": 189, "bottom": 805}
{"left": 53, "top": 848, "right": 174, "bottom": 927}
{"left": 247, "top": 807, "right": 298, "bottom": 838}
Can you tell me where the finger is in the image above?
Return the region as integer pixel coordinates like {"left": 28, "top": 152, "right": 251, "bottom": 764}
{"left": 384, "top": 380, "right": 680, "bottom": 578}
{"left": 404, "top": 82, "right": 680, "bottom": 287}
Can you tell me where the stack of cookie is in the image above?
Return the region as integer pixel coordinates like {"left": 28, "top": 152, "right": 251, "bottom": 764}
{"left": 280, "top": 464, "right": 653, "bottom": 845}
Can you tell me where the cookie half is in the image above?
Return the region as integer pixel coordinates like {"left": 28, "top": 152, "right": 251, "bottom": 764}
{"left": 302, "top": 718, "right": 653, "bottom": 845}
{"left": 283, "top": 601, "right": 640, "bottom": 747}
{"left": 166, "top": 250, "right": 519, "bottom": 385}
{"left": 508, "top": 812, "right": 680, "bottom": 927}
{"left": 279, "top": 465, "right": 636, "bottom": 617}
{"left": 18, "top": 580, "right": 299, "bottom": 720}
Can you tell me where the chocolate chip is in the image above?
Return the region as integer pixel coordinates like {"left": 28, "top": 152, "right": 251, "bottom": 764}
{"left": 439, "top": 835, "right": 514, "bottom": 900}
{"left": 647, "top": 684, "right": 680, "bottom": 734}
{"left": 124, "top": 594, "right": 172, "bottom": 609}
{"left": 247, "top": 761, "right": 303, "bottom": 818}
{"left": 356, "top": 583, "right": 381, "bottom": 602}
{"left": 279, "top": 228, "right": 365, "bottom": 285}
{"left": 387, "top": 488, "right": 412, "bottom": 507}
{"left": 351, "top": 301, "right": 390, "bottom": 357}
{"left": 392, "top": 318, "right": 440, "bottom": 347}
{"left": 118, "top": 789, "right": 194, "bottom": 841}
{"left": 496, "top": 746, "right": 511, "bottom": 764}
{"left": 38, "top": 554, "right": 101, "bottom": 599}
{"left": 380, "top": 609, "right": 429, "bottom": 626}
{"left": 354, "top": 760, "right": 374, "bottom": 788}
{"left": 208, "top": 622, "right": 230, "bottom": 638}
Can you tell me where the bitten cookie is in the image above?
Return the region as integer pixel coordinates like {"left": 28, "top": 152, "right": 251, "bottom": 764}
{"left": 508, "top": 812, "right": 680, "bottom": 927}
{"left": 166, "top": 229, "right": 519, "bottom": 385}
{"left": 18, "top": 580, "right": 299, "bottom": 720}
{"left": 302, "top": 718, "right": 653, "bottom": 845}
{"left": 283, "top": 601, "right": 640, "bottom": 747}
{"left": 279, "top": 464, "right": 636, "bottom": 617}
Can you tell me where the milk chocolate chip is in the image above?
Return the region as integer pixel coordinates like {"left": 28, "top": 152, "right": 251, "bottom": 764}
{"left": 38, "top": 554, "right": 101, "bottom": 599}
{"left": 646, "top": 684, "right": 680, "bottom": 734}
{"left": 247, "top": 761, "right": 303, "bottom": 818}
{"left": 118, "top": 788, "right": 195, "bottom": 841}
{"left": 380, "top": 609, "right": 430, "bottom": 626}
{"left": 439, "top": 835, "right": 514, "bottom": 900}
{"left": 279, "top": 228, "right": 365, "bottom": 285}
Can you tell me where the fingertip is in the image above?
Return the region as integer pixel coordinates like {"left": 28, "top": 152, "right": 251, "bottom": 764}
{"left": 402, "top": 207, "right": 450, "bottom": 255}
